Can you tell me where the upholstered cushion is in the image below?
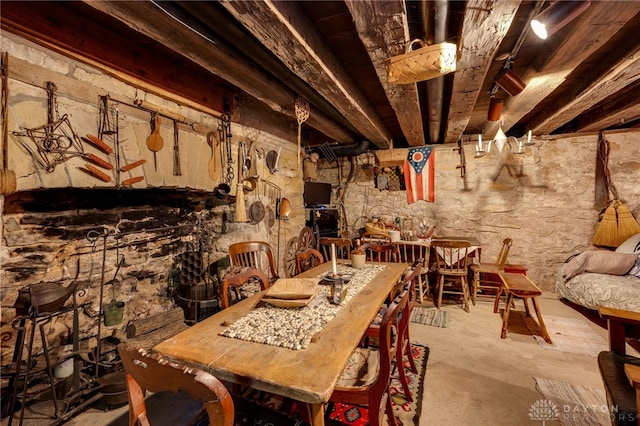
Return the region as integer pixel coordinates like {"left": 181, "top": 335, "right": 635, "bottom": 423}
{"left": 616, "top": 233, "right": 640, "bottom": 254}
{"left": 337, "top": 347, "right": 379, "bottom": 388}
{"left": 562, "top": 250, "right": 638, "bottom": 281}
{"left": 597, "top": 351, "right": 640, "bottom": 426}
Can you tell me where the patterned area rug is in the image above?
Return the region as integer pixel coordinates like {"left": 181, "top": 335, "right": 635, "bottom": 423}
{"left": 326, "top": 343, "right": 429, "bottom": 425}
{"left": 534, "top": 377, "right": 610, "bottom": 426}
{"left": 524, "top": 315, "right": 607, "bottom": 357}
{"left": 410, "top": 306, "right": 447, "bottom": 328}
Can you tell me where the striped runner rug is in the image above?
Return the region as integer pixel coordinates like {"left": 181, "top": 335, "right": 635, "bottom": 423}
{"left": 534, "top": 377, "right": 610, "bottom": 426}
{"left": 410, "top": 306, "right": 447, "bottom": 328}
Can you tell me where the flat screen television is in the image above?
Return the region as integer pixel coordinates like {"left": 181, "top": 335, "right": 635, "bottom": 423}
{"left": 304, "top": 182, "right": 332, "bottom": 206}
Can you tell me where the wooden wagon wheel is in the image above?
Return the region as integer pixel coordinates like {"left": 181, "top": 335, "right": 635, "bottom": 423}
{"left": 297, "top": 226, "right": 315, "bottom": 252}
{"left": 284, "top": 236, "right": 299, "bottom": 278}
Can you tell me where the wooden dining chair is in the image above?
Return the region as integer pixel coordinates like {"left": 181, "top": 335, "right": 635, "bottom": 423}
{"left": 361, "top": 242, "right": 399, "bottom": 262}
{"left": 318, "top": 237, "right": 353, "bottom": 260}
{"left": 328, "top": 286, "right": 409, "bottom": 426}
{"left": 117, "top": 343, "right": 234, "bottom": 426}
{"left": 219, "top": 267, "right": 270, "bottom": 310}
{"left": 295, "top": 248, "right": 324, "bottom": 275}
{"left": 228, "top": 241, "right": 279, "bottom": 284}
{"left": 394, "top": 241, "right": 431, "bottom": 303}
{"left": 365, "top": 261, "right": 422, "bottom": 402}
{"left": 470, "top": 238, "right": 512, "bottom": 306}
{"left": 432, "top": 239, "right": 472, "bottom": 312}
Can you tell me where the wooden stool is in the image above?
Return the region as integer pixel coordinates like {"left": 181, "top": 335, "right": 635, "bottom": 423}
{"left": 498, "top": 272, "right": 552, "bottom": 344}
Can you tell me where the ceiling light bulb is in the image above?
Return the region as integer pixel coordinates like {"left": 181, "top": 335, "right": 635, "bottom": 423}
{"left": 530, "top": 1, "right": 591, "bottom": 40}
{"left": 531, "top": 20, "right": 548, "bottom": 39}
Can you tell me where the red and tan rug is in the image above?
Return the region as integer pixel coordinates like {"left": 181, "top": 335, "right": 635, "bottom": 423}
{"left": 326, "top": 343, "right": 429, "bottom": 425}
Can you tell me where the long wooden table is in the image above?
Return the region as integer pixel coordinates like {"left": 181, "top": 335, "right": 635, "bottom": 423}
{"left": 153, "top": 261, "right": 408, "bottom": 425}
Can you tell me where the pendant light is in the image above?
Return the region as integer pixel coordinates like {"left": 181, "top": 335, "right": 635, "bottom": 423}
{"left": 530, "top": 1, "right": 591, "bottom": 40}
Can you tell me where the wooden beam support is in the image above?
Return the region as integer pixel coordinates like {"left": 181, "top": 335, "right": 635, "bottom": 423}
{"left": 445, "top": 1, "right": 520, "bottom": 144}
{"left": 219, "top": 0, "right": 391, "bottom": 149}
{"left": 345, "top": 0, "right": 424, "bottom": 147}
{"left": 75, "top": 0, "right": 354, "bottom": 144}
{"left": 502, "top": 2, "right": 640, "bottom": 132}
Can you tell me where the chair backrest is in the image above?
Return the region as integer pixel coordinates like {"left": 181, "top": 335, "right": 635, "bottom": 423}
{"left": 395, "top": 242, "right": 430, "bottom": 270}
{"left": 402, "top": 259, "right": 423, "bottom": 308}
{"left": 318, "top": 237, "right": 353, "bottom": 260}
{"left": 220, "top": 267, "right": 270, "bottom": 309}
{"left": 495, "top": 238, "right": 513, "bottom": 270}
{"left": 361, "top": 243, "right": 399, "bottom": 262}
{"left": 295, "top": 248, "right": 324, "bottom": 275}
{"left": 375, "top": 287, "right": 409, "bottom": 422}
{"left": 432, "top": 240, "right": 471, "bottom": 275}
{"left": 228, "top": 241, "right": 279, "bottom": 282}
{"left": 117, "top": 343, "right": 234, "bottom": 426}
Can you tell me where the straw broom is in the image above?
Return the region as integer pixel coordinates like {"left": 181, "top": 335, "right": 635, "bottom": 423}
{"left": 614, "top": 201, "right": 640, "bottom": 245}
{"left": 591, "top": 134, "right": 640, "bottom": 247}
{"left": 592, "top": 200, "right": 619, "bottom": 248}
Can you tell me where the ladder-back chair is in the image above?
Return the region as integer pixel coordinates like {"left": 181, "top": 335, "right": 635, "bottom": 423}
{"left": 432, "top": 239, "right": 472, "bottom": 312}
{"left": 394, "top": 241, "right": 431, "bottom": 303}
{"left": 228, "top": 241, "right": 279, "bottom": 284}
{"left": 470, "top": 238, "right": 512, "bottom": 306}
{"left": 220, "top": 267, "right": 270, "bottom": 310}
{"left": 318, "top": 237, "right": 352, "bottom": 260}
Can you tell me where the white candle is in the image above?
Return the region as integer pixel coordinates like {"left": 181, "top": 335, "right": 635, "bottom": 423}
{"left": 477, "top": 134, "right": 483, "bottom": 150}
{"left": 331, "top": 243, "right": 337, "bottom": 276}
{"left": 527, "top": 130, "right": 532, "bottom": 145}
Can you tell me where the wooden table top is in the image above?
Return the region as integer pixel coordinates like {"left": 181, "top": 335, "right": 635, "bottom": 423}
{"left": 153, "top": 261, "right": 408, "bottom": 405}
{"left": 499, "top": 272, "right": 541, "bottom": 297}
{"left": 431, "top": 235, "right": 482, "bottom": 246}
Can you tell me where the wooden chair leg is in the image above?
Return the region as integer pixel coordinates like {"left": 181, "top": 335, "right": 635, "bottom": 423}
{"left": 472, "top": 270, "right": 480, "bottom": 306}
{"left": 404, "top": 334, "right": 418, "bottom": 374}
{"left": 501, "top": 293, "right": 514, "bottom": 339}
{"left": 493, "top": 287, "right": 502, "bottom": 313}
{"left": 395, "top": 348, "right": 412, "bottom": 401}
{"left": 523, "top": 297, "right": 532, "bottom": 317}
{"left": 461, "top": 276, "right": 470, "bottom": 312}
{"left": 437, "top": 275, "right": 444, "bottom": 309}
{"left": 531, "top": 297, "right": 553, "bottom": 344}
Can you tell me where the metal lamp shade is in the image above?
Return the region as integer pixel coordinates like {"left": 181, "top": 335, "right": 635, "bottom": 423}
{"left": 531, "top": 1, "right": 591, "bottom": 40}
{"left": 495, "top": 69, "right": 526, "bottom": 96}
{"left": 487, "top": 98, "right": 503, "bottom": 122}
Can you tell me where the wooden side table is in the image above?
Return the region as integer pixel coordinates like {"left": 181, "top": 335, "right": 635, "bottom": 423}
{"left": 498, "top": 272, "right": 552, "bottom": 344}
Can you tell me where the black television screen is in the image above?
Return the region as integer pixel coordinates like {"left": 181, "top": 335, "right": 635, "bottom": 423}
{"left": 304, "top": 182, "right": 332, "bottom": 206}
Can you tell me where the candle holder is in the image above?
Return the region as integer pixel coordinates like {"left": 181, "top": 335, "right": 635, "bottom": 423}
{"left": 325, "top": 275, "right": 347, "bottom": 304}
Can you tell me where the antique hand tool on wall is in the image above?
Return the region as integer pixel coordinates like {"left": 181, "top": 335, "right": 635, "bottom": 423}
{"left": 145, "top": 113, "right": 164, "bottom": 171}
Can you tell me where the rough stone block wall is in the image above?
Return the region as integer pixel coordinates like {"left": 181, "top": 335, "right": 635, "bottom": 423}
{"left": 317, "top": 131, "right": 640, "bottom": 291}
{"left": 0, "top": 35, "right": 305, "bottom": 361}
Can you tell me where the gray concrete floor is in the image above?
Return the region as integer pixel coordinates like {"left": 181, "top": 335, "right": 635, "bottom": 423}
{"left": 416, "top": 292, "right": 615, "bottom": 425}
{"left": 6, "top": 292, "right": 623, "bottom": 425}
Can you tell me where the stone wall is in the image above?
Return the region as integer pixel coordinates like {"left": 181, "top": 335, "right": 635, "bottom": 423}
{"left": 317, "top": 130, "right": 640, "bottom": 292}
{"left": 0, "top": 34, "right": 306, "bottom": 361}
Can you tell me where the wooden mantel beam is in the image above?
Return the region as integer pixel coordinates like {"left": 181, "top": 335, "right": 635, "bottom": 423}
{"left": 219, "top": 0, "right": 392, "bottom": 149}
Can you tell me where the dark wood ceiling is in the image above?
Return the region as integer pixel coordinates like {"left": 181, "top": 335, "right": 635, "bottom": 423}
{"left": 2, "top": 1, "right": 640, "bottom": 155}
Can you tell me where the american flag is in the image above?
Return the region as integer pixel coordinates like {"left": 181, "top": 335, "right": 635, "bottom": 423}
{"left": 403, "top": 147, "right": 435, "bottom": 203}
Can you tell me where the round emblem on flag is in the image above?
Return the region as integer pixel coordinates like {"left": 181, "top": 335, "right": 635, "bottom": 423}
{"left": 411, "top": 151, "right": 424, "bottom": 163}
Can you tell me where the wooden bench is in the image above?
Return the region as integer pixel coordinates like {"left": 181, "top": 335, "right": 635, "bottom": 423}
{"left": 498, "top": 272, "right": 552, "bottom": 344}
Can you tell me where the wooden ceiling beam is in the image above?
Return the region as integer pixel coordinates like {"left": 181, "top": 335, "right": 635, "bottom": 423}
{"left": 533, "top": 46, "right": 640, "bottom": 135}
{"left": 344, "top": 0, "right": 424, "bottom": 147}
{"left": 79, "top": 0, "right": 354, "bottom": 144}
{"left": 444, "top": 0, "right": 520, "bottom": 144}
{"left": 219, "top": 0, "right": 391, "bottom": 149}
{"left": 575, "top": 88, "right": 640, "bottom": 133}
{"left": 502, "top": 2, "right": 640, "bottom": 132}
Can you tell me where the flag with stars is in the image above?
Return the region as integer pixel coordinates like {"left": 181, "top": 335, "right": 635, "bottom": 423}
{"left": 403, "top": 146, "right": 435, "bottom": 203}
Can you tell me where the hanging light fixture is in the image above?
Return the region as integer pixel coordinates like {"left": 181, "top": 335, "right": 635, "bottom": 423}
{"left": 530, "top": 1, "right": 591, "bottom": 40}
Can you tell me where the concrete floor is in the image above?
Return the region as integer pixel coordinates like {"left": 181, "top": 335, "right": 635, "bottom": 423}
{"left": 416, "top": 292, "right": 612, "bottom": 426}
{"left": 5, "top": 292, "right": 620, "bottom": 425}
